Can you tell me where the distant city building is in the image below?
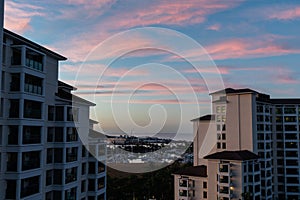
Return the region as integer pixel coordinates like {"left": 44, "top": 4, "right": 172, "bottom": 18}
{"left": 174, "top": 88, "right": 300, "bottom": 200}
{"left": 0, "top": 29, "right": 106, "bottom": 200}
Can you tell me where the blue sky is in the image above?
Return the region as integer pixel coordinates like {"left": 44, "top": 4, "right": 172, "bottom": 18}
{"left": 4, "top": 0, "right": 300, "bottom": 136}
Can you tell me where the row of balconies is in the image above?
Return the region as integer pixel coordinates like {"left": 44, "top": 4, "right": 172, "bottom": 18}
{"left": 10, "top": 45, "right": 44, "bottom": 72}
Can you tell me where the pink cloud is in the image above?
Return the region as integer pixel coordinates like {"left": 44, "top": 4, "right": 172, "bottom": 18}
{"left": 182, "top": 66, "right": 230, "bottom": 75}
{"left": 206, "top": 24, "right": 221, "bottom": 31}
{"left": 273, "top": 67, "right": 299, "bottom": 84}
{"left": 205, "top": 37, "right": 300, "bottom": 60}
{"left": 268, "top": 6, "right": 300, "bottom": 20}
{"left": 48, "top": 1, "right": 242, "bottom": 62}
{"left": 4, "top": 1, "right": 44, "bottom": 33}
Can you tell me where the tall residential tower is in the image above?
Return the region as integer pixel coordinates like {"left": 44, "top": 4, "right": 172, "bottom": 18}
{"left": 0, "top": 29, "right": 106, "bottom": 200}
{"left": 174, "top": 88, "right": 300, "bottom": 200}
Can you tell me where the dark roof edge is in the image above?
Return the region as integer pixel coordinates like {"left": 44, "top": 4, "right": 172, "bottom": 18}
{"left": 191, "top": 114, "right": 214, "bottom": 122}
{"left": 4, "top": 28, "right": 67, "bottom": 60}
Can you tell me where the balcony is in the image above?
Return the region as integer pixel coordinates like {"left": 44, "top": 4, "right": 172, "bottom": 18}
{"left": 179, "top": 190, "right": 188, "bottom": 197}
{"left": 26, "top": 58, "right": 43, "bottom": 71}
{"left": 219, "top": 163, "right": 230, "bottom": 174}
{"left": 219, "top": 176, "right": 230, "bottom": 184}
{"left": 23, "top": 126, "right": 41, "bottom": 144}
{"left": 179, "top": 179, "right": 188, "bottom": 187}
{"left": 24, "top": 74, "right": 43, "bottom": 95}
{"left": 22, "top": 151, "right": 40, "bottom": 171}
{"left": 219, "top": 187, "right": 229, "bottom": 194}
{"left": 24, "top": 100, "right": 42, "bottom": 119}
{"left": 65, "top": 173, "right": 77, "bottom": 184}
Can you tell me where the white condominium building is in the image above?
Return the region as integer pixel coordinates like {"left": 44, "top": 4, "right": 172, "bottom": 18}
{"left": 174, "top": 88, "right": 300, "bottom": 200}
{"left": 0, "top": 29, "right": 106, "bottom": 200}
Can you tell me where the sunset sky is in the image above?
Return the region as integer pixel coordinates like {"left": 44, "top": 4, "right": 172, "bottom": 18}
{"left": 4, "top": 1, "right": 300, "bottom": 137}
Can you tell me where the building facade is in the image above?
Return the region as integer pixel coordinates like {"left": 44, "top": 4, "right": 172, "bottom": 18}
{"left": 175, "top": 88, "right": 300, "bottom": 200}
{"left": 0, "top": 29, "right": 106, "bottom": 200}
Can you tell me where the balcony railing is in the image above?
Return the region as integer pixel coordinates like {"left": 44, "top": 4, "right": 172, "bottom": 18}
{"left": 26, "top": 58, "right": 43, "bottom": 71}
{"left": 179, "top": 180, "right": 188, "bottom": 187}
{"left": 24, "top": 83, "right": 42, "bottom": 95}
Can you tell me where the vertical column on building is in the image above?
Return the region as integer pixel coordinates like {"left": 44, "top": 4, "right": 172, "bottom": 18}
{"left": 0, "top": 1, "right": 5, "bottom": 199}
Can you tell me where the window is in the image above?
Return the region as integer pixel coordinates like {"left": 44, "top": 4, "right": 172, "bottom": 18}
{"left": 26, "top": 49, "right": 44, "bottom": 71}
{"left": 88, "top": 179, "right": 95, "bottom": 191}
{"left": 7, "top": 152, "right": 18, "bottom": 171}
{"left": 24, "top": 99, "right": 42, "bottom": 119}
{"left": 53, "top": 169, "right": 62, "bottom": 184}
{"left": 216, "top": 106, "right": 221, "bottom": 113}
{"left": 9, "top": 99, "right": 19, "bottom": 118}
{"left": 82, "top": 163, "right": 86, "bottom": 175}
{"left": 47, "top": 148, "right": 53, "bottom": 164}
{"left": 24, "top": 74, "right": 43, "bottom": 95}
{"left": 97, "top": 177, "right": 105, "bottom": 190}
{"left": 48, "top": 106, "right": 55, "bottom": 121}
{"left": 221, "top": 106, "right": 226, "bottom": 113}
{"left": 89, "top": 162, "right": 96, "bottom": 174}
{"left": 55, "top": 127, "right": 64, "bottom": 142}
{"left": 6, "top": 180, "right": 16, "bottom": 199}
{"left": 81, "top": 180, "right": 86, "bottom": 193}
{"left": 67, "top": 107, "right": 79, "bottom": 122}
{"left": 55, "top": 106, "right": 64, "bottom": 121}
{"left": 23, "top": 126, "right": 41, "bottom": 144}
{"left": 284, "top": 116, "right": 296, "bottom": 123}
{"left": 217, "top": 142, "right": 221, "bottom": 149}
{"left": 284, "top": 107, "right": 296, "bottom": 114}
{"left": 66, "top": 147, "right": 78, "bottom": 162}
{"left": 8, "top": 126, "right": 18, "bottom": 145}
{"left": 54, "top": 148, "right": 63, "bottom": 163}
{"left": 285, "top": 125, "right": 297, "bottom": 131}
{"left": 46, "top": 170, "right": 53, "bottom": 186}
{"left": 65, "top": 167, "right": 77, "bottom": 184}
{"left": 21, "top": 176, "right": 40, "bottom": 198}
{"left": 222, "top": 133, "right": 226, "bottom": 140}
{"left": 22, "top": 151, "right": 40, "bottom": 171}
{"left": 203, "top": 181, "right": 207, "bottom": 189}
{"left": 222, "top": 143, "right": 226, "bottom": 149}
{"left": 65, "top": 187, "right": 77, "bottom": 200}
{"left": 67, "top": 127, "right": 78, "bottom": 142}
{"left": 10, "top": 73, "right": 20, "bottom": 91}
{"left": 98, "top": 162, "right": 105, "bottom": 173}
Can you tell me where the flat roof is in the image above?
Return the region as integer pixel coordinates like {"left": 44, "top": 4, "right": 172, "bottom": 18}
{"left": 204, "top": 150, "right": 259, "bottom": 161}
{"left": 191, "top": 114, "right": 215, "bottom": 121}
{"left": 271, "top": 99, "right": 300, "bottom": 105}
{"left": 173, "top": 165, "right": 207, "bottom": 177}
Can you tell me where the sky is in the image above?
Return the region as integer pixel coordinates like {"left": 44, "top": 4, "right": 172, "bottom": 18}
{"left": 4, "top": 0, "right": 300, "bottom": 137}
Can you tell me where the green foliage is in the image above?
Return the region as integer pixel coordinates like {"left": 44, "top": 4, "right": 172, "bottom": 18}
{"left": 107, "top": 161, "right": 192, "bottom": 200}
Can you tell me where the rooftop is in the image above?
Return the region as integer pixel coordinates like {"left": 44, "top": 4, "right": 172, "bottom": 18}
{"left": 210, "top": 88, "right": 258, "bottom": 95}
{"left": 271, "top": 98, "right": 300, "bottom": 104}
{"left": 204, "top": 150, "right": 259, "bottom": 161}
{"left": 4, "top": 28, "right": 67, "bottom": 60}
{"left": 191, "top": 114, "right": 215, "bottom": 121}
{"left": 173, "top": 165, "right": 207, "bottom": 177}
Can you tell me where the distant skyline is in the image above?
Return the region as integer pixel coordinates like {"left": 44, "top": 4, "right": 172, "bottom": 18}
{"left": 4, "top": 1, "right": 300, "bottom": 135}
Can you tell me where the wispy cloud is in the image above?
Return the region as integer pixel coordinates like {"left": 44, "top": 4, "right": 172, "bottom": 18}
{"left": 268, "top": 6, "right": 300, "bottom": 20}
{"left": 206, "top": 23, "right": 221, "bottom": 31}
{"left": 4, "top": 1, "right": 44, "bottom": 33}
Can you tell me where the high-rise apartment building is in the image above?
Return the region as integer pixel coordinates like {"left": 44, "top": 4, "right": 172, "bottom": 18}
{"left": 174, "top": 88, "right": 300, "bottom": 200}
{"left": 0, "top": 29, "right": 106, "bottom": 200}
